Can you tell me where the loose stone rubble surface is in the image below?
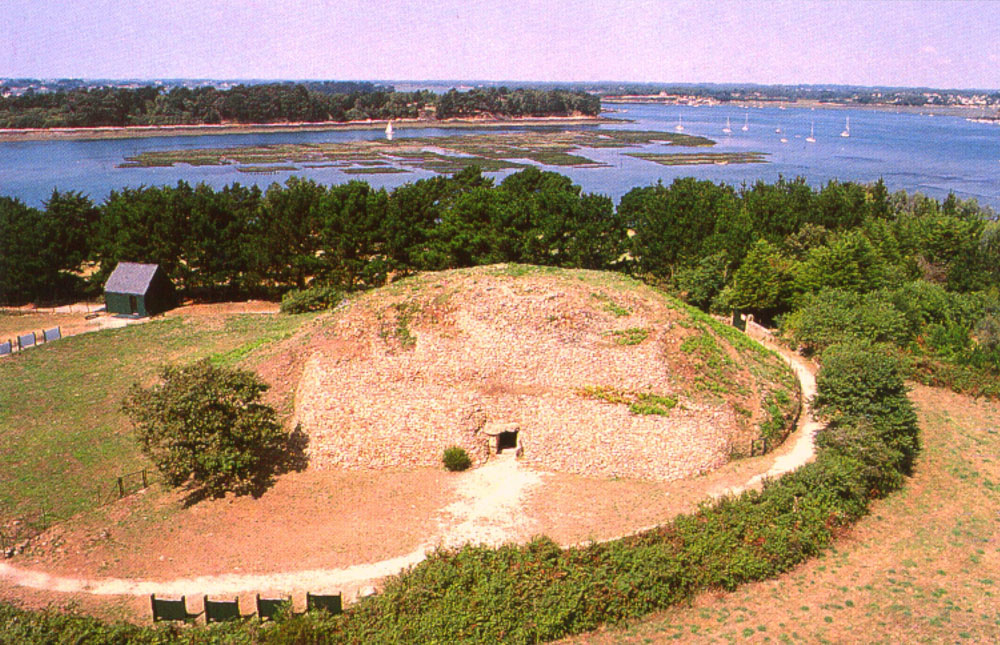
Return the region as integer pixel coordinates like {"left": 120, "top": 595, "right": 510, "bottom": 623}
{"left": 292, "top": 265, "right": 768, "bottom": 481}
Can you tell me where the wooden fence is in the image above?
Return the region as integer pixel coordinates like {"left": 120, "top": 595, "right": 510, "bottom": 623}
{"left": 95, "top": 468, "right": 154, "bottom": 507}
{"left": 2, "top": 468, "right": 155, "bottom": 554}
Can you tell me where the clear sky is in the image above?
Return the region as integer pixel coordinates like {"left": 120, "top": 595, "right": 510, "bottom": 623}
{"left": 1, "top": 0, "right": 997, "bottom": 89}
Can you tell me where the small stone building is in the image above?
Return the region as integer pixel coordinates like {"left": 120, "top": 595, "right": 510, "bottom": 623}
{"left": 104, "top": 262, "right": 175, "bottom": 317}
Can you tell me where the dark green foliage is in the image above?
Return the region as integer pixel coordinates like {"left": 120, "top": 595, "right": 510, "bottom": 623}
{"left": 442, "top": 446, "right": 472, "bottom": 472}
{"left": 813, "top": 341, "right": 919, "bottom": 472}
{"left": 673, "top": 251, "right": 730, "bottom": 311}
{"left": 121, "top": 360, "right": 305, "bottom": 499}
{"left": 279, "top": 286, "right": 344, "bottom": 314}
{"left": 435, "top": 87, "right": 600, "bottom": 119}
{"left": 783, "top": 289, "right": 914, "bottom": 353}
{"left": 0, "top": 83, "right": 595, "bottom": 129}
{"left": 724, "top": 239, "right": 796, "bottom": 317}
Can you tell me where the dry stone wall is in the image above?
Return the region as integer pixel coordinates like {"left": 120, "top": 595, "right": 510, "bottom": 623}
{"left": 293, "top": 267, "right": 748, "bottom": 481}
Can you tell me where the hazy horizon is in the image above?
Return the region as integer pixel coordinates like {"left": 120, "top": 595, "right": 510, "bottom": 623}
{"left": 2, "top": 1, "right": 998, "bottom": 90}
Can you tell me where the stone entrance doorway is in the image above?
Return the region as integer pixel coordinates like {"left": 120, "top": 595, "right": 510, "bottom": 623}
{"left": 483, "top": 422, "right": 522, "bottom": 456}
{"left": 497, "top": 430, "right": 518, "bottom": 453}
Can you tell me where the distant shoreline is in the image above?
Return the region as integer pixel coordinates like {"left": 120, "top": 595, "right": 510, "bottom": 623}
{"left": 604, "top": 96, "right": 997, "bottom": 118}
{"left": 0, "top": 115, "right": 612, "bottom": 142}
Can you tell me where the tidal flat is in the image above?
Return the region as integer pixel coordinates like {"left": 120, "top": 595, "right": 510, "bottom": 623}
{"left": 119, "top": 130, "right": 716, "bottom": 173}
{"left": 627, "top": 151, "right": 769, "bottom": 166}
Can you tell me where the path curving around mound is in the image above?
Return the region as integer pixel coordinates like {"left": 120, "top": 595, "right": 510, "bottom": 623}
{"left": 0, "top": 323, "right": 819, "bottom": 602}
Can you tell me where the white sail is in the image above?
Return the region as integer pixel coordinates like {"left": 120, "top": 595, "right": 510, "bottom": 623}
{"left": 806, "top": 121, "right": 816, "bottom": 143}
{"left": 386, "top": 121, "right": 394, "bottom": 140}
{"left": 723, "top": 117, "right": 732, "bottom": 134}
{"left": 741, "top": 112, "right": 749, "bottom": 131}
{"left": 840, "top": 116, "right": 850, "bottom": 138}
{"left": 674, "top": 114, "right": 684, "bottom": 132}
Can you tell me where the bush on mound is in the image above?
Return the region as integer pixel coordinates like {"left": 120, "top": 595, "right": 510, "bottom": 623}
{"left": 442, "top": 446, "right": 472, "bottom": 472}
{"left": 280, "top": 285, "right": 344, "bottom": 314}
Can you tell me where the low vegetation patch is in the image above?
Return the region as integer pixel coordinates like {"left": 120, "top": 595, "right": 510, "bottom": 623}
{"left": 627, "top": 151, "right": 769, "bottom": 166}
{"left": 579, "top": 385, "right": 678, "bottom": 416}
{"left": 607, "top": 327, "right": 648, "bottom": 345}
{"left": 279, "top": 285, "right": 344, "bottom": 314}
{"left": 120, "top": 129, "right": 717, "bottom": 173}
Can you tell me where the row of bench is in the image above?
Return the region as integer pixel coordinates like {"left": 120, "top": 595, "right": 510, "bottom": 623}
{"left": 151, "top": 592, "right": 343, "bottom": 623}
{"left": 0, "top": 327, "right": 61, "bottom": 356}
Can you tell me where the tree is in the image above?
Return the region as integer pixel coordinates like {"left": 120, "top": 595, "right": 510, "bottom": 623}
{"left": 724, "top": 239, "right": 796, "bottom": 317}
{"left": 122, "top": 360, "right": 303, "bottom": 499}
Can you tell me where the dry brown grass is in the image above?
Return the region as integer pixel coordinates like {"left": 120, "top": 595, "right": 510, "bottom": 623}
{"left": 562, "top": 384, "right": 1000, "bottom": 644}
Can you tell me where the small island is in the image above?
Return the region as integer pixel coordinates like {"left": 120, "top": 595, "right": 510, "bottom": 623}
{"left": 627, "top": 151, "right": 768, "bottom": 166}
{"left": 120, "top": 129, "right": 718, "bottom": 172}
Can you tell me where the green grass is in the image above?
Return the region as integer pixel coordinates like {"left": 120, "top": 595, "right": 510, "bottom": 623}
{"left": 579, "top": 385, "right": 677, "bottom": 415}
{"left": 591, "top": 291, "right": 631, "bottom": 317}
{"left": 0, "top": 312, "right": 314, "bottom": 521}
{"left": 608, "top": 327, "right": 649, "bottom": 345}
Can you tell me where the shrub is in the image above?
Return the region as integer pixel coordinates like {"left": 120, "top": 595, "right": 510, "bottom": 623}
{"left": 280, "top": 285, "right": 344, "bottom": 313}
{"left": 783, "top": 289, "right": 912, "bottom": 353}
{"left": 442, "top": 446, "right": 472, "bottom": 472}
{"left": 121, "top": 360, "right": 305, "bottom": 499}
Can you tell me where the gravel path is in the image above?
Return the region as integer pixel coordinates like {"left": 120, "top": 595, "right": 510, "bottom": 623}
{"left": 711, "top": 321, "right": 819, "bottom": 496}
{"left": 0, "top": 322, "right": 818, "bottom": 603}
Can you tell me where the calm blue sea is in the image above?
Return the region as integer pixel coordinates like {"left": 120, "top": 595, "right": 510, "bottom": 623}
{"left": 1, "top": 103, "right": 997, "bottom": 209}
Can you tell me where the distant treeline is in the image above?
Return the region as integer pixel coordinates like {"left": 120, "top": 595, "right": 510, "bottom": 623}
{"left": 0, "top": 83, "right": 601, "bottom": 129}
{"left": 2, "top": 167, "right": 998, "bottom": 382}
{"left": 600, "top": 82, "right": 1000, "bottom": 106}
{"left": 436, "top": 87, "right": 601, "bottom": 119}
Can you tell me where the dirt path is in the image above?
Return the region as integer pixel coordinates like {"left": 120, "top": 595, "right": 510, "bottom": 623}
{"left": 711, "top": 321, "right": 819, "bottom": 496}
{"left": 0, "top": 452, "right": 545, "bottom": 601}
{"left": 0, "top": 323, "right": 818, "bottom": 605}
{"left": 436, "top": 453, "right": 544, "bottom": 548}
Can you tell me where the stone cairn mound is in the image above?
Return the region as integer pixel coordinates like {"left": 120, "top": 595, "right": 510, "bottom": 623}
{"left": 293, "top": 267, "right": 745, "bottom": 482}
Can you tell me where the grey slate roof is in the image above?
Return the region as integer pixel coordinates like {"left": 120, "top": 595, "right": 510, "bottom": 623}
{"left": 104, "top": 262, "right": 160, "bottom": 295}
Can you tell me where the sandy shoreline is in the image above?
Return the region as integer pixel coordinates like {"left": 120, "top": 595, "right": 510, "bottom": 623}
{"left": 0, "top": 115, "right": 613, "bottom": 143}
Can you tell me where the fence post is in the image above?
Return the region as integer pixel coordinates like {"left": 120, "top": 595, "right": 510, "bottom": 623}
{"left": 117, "top": 477, "right": 125, "bottom": 498}
{"left": 142, "top": 469, "right": 148, "bottom": 489}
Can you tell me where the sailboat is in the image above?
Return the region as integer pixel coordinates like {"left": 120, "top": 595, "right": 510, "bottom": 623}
{"left": 722, "top": 117, "right": 732, "bottom": 134}
{"left": 840, "top": 116, "right": 850, "bottom": 138}
{"left": 385, "top": 120, "right": 394, "bottom": 141}
{"left": 741, "top": 112, "right": 749, "bottom": 131}
{"left": 674, "top": 114, "right": 685, "bottom": 132}
{"left": 806, "top": 121, "right": 816, "bottom": 143}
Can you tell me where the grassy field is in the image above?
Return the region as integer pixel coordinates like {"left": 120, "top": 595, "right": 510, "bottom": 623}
{"left": 564, "top": 383, "right": 1000, "bottom": 643}
{"left": 0, "top": 312, "right": 315, "bottom": 522}
{"left": 119, "top": 129, "right": 717, "bottom": 173}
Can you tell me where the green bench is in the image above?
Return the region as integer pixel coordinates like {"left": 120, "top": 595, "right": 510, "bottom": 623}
{"left": 150, "top": 594, "right": 189, "bottom": 622}
{"left": 204, "top": 596, "right": 241, "bottom": 623}
{"left": 306, "top": 591, "right": 343, "bottom": 615}
{"left": 256, "top": 594, "right": 292, "bottom": 621}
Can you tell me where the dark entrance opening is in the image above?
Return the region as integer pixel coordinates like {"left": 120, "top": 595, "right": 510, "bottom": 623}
{"left": 497, "top": 430, "right": 518, "bottom": 453}
{"left": 129, "top": 295, "right": 138, "bottom": 315}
